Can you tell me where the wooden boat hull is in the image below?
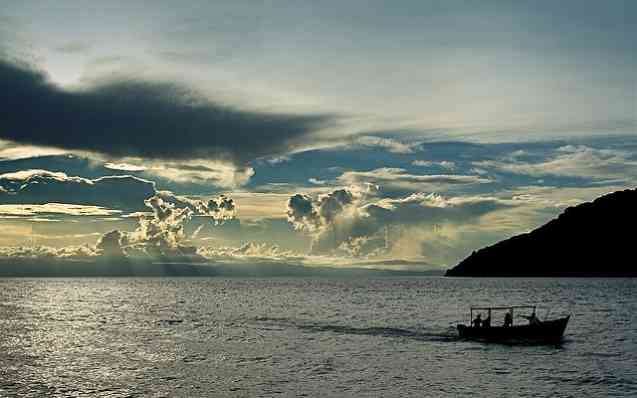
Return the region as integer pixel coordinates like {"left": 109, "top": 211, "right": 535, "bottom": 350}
{"left": 457, "top": 315, "right": 570, "bottom": 342}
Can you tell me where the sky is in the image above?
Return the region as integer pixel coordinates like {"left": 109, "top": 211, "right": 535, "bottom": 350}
{"left": 0, "top": 0, "right": 635, "bottom": 270}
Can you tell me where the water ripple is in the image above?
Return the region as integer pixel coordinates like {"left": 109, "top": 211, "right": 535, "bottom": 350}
{"left": 0, "top": 277, "right": 635, "bottom": 397}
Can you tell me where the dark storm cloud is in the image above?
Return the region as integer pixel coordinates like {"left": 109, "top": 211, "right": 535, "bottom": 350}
{"left": 0, "top": 58, "right": 332, "bottom": 164}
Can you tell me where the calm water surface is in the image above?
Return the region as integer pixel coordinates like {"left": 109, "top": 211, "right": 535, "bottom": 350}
{"left": 0, "top": 277, "right": 635, "bottom": 397}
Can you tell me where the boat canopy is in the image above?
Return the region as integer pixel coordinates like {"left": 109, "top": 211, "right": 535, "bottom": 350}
{"left": 469, "top": 305, "right": 538, "bottom": 325}
{"left": 470, "top": 305, "right": 536, "bottom": 311}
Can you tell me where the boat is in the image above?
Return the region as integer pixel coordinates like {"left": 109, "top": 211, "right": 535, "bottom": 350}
{"left": 457, "top": 305, "right": 570, "bottom": 343}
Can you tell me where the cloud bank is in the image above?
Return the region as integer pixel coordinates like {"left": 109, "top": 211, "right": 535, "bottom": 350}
{"left": 95, "top": 192, "right": 236, "bottom": 259}
{"left": 287, "top": 187, "right": 510, "bottom": 257}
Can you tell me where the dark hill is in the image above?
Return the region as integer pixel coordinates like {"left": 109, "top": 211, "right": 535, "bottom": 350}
{"left": 446, "top": 189, "right": 637, "bottom": 277}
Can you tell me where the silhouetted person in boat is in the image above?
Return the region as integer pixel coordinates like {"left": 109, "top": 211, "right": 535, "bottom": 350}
{"left": 472, "top": 313, "right": 482, "bottom": 328}
{"left": 523, "top": 311, "right": 541, "bottom": 325}
{"left": 483, "top": 314, "right": 491, "bottom": 328}
{"left": 503, "top": 312, "right": 513, "bottom": 327}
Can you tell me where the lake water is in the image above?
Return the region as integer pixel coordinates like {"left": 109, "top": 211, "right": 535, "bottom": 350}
{"left": 0, "top": 277, "right": 635, "bottom": 397}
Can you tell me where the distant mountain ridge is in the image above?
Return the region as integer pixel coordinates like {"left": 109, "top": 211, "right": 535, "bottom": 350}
{"left": 446, "top": 189, "right": 637, "bottom": 277}
{"left": 0, "top": 258, "right": 436, "bottom": 278}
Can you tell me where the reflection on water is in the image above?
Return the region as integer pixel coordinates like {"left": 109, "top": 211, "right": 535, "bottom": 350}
{"left": 0, "top": 277, "right": 635, "bottom": 397}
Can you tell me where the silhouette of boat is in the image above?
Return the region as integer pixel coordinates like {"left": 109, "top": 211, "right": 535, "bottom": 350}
{"left": 457, "top": 305, "right": 570, "bottom": 343}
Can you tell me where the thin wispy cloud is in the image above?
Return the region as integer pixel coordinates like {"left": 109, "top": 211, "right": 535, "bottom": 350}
{"left": 0, "top": 203, "right": 121, "bottom": 217}
{"left": 474, "top": 145, "right": 637, "bottom": 184}
{"left": 0, "top": 169, "right": 156, "bottom": 211}
{"left": 337, "top": 168, "right": 490, "bottom": 195}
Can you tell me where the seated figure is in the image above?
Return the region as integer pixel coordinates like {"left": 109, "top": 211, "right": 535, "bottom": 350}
{"left": 503, "top": 312, "right": 513, "bottom": 327}
{"left": 472, "top": 313, "right": 482, "bottom": 328}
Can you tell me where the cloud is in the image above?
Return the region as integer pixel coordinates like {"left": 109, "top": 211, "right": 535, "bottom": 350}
{"left": 0, "top": 245, "right": 97, "bottom": 260}
{"left": 100, "top": 156, "right": 255, "bottom": 188}
{"left": 412, "top": 160, "right": 456, "bottom": 170}
{"left": 128, "top": 195, "right": 194, "bottom": 250}
{"left": 286, "top": 187, "right": 375, "bottom": 233}
{"left": 0, "top": 169, "right": 156, "bottom": 211}
{"left": 287, "top": 193, "right": 321, "bottom": 232}
{"left": 352, "top": 136, "right": 419, "bottom": 154}
{"left": 337, "top": 167, "right": 490, "bottom": 195}
{"left": 308, "top": 178, "right": 327, "bottom": 185}
{"left": 155, "top": 191, "right": 236, "bottom": 224}
{"left": 104, "top": 162, "right": 147, "bottom": 172}
{"left": 0, "top": 140, "right": 68, "bottom": 160}
{"left": 287, "top": 187, "right": 509, "bottom": 258}
{"left": 143, "top": 160, "right": 255, "bottom": 188}
{"left": 0, "top": 190, "right": 241, "bottom": 261}
{"left": 95, "top": 192, "right": 237, "bottom": 259}
{"left": 0, "top": 203, "right": 121, "bottom": 217}
{"left": 264, "top": 156, "right": 291, "bottom": 165}
{"left": 197, "top": 242, "right": 301, "bottom": 262}
{"left": 473, "top": 145, "right": 637, "bottom": 183}
{"left": 95, "top": 230, "right": 126, "bottom": 256}
{"left": 0, "top": 58, "right": 333, "bottom": 166}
